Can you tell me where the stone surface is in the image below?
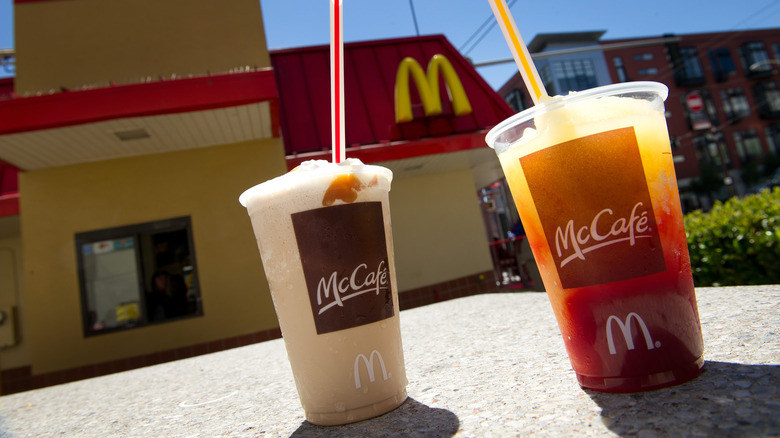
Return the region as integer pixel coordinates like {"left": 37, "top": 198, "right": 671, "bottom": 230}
{"left": 0, "top": 285, "right": 777, "bottom": 437}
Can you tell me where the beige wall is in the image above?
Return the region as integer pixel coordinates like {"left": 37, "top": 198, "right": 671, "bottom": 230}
{"left": 14, "top": 0, "right": 270, "bottom": 94}
{"left": 0, "top": 230, "right": 30, "bottom": 371}
{"left": 390, "top": 168, "right": 494, "bottom": 291}
{"left": 16, "top": 139, "right": 495, "bottom": 375}
{"left": 20, "top": 139, "right": 286, "bottom": 374}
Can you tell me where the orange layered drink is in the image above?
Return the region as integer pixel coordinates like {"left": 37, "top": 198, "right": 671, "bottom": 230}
{"left": 486, "top": 82, "right": 704, "bottom": 392}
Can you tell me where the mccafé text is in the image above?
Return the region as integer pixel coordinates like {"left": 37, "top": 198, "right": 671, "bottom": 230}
{"left": 317, "top": 261, "right": 390, "bottom": 315}
{"left": 555, "top": 202, "right": 653, "bottom": 267}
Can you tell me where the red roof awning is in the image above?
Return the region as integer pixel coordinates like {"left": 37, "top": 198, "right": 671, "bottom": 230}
{"left": 271, "top": 34, "right": 513, "bottom": 166}
{"left": 0, "top": 69, "right": 279, "bottom": 212}
{"left": 0, "top": 70, "right": 278, "bottom": 136}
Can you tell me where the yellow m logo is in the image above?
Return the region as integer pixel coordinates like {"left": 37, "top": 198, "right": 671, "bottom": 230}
{"left": 395, "top": 54, "right": 472, "bottom": 123}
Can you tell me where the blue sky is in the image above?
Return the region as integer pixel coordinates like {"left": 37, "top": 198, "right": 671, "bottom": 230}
{"left": 2, "top": 0, "right": 780, "bottom": 88}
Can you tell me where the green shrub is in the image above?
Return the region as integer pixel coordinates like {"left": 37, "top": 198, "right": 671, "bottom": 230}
{"left": 684, "top": 187, "right": 780, "bottom": 287}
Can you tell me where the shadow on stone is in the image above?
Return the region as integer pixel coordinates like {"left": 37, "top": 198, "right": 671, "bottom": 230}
{"left": 290, "top": 397, "right": 459, "bottom": 437}
{"left": 586, "top": 361, "right": 780, "bottom": 437}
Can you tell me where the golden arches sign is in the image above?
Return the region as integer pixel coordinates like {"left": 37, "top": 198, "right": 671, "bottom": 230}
{"left": 394, "top": 54, "right": 472, "bottom": 123}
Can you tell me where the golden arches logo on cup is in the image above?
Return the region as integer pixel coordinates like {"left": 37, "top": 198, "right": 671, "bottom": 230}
{"left": 394, "top": 54, "right": 472, "bottom": 123}
{"left": 606, "top": 312, "right": 660, "bottom": 355}
{"left": 353, "top": 350, "right": 391, "bottom": 389}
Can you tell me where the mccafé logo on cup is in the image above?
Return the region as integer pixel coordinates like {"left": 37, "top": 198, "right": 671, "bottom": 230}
{"left": 292, "top": 202, "right": 395, "bottom": 334}
{"left": 521, "top": 127, "right": 667, "bottom": 289}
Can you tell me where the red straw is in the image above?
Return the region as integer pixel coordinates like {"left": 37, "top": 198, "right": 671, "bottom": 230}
{"left": 330, "top": 0, "right": 345, "bottom": 164}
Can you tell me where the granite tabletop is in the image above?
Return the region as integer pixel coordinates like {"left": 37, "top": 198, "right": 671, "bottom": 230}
{"left": 0, "top": 285, "right": 777, "bottom": 437}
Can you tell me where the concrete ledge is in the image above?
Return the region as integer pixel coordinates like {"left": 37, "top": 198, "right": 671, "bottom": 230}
{"left": 0, "top": 285, "right": 777, "bottom": 436}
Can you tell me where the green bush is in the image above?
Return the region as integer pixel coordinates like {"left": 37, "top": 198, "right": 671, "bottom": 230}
{"left": 684, "top": 187, "right": 780, "bottom": 287}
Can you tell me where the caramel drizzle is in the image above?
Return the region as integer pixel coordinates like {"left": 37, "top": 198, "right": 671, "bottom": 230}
{"left": 322, "top": 174, "right": 379, "bottom": 206}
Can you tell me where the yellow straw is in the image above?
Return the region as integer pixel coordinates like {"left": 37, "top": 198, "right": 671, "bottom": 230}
{"left": 488, "top": 0, "right": 548, "bottom": 104}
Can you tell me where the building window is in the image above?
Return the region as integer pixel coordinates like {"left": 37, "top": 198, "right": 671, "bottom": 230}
{"left": 633, "top": 53, "right": 654, "bottom": 61}
{"left": 709, "top": 48, "right": 737, "bottom": 82}
{"left": 552, "top": 59, "right": 598, "bottom": 93}
{"left": 671, "top": 46, "right": 705, "bottom": 86}
{"left": 733, "top": 130, "right": 764, "bottom": 163}
{"left": 683, "top": 89, "right": 718, "bottom": 130}
{"left": 740, "top": 41, "right": 772, "bottom": 77}
{"left": 613, "top": 57, "right": 627, "bottom": 82}
{"left": 766, "top": 123, "right": 780, "bottom": 154}
{"left": 694, "top": 132, "right": 731, "bottom": 168}
{"left": 681, "top": 47, "right": 705, "bottom": 80}
{"left": 504, "top": 89, "right": 527, "bottom": 112}
{"left": 638, "top": 68, "right": 659, "bottom": 76}
{"left": 670, "top": 135, "right": 681, "bottom": 150}
{"left": 720, "top": 88, "right": 751, "bottom": 121}
{"left": 539, "top": 64, "right": 555, "bottom": 95}
{"left": 752, "top": 80, "right": 780, "bottom": 118}
{"left": 76, "top": 216, "right": 202, "bottom": 336}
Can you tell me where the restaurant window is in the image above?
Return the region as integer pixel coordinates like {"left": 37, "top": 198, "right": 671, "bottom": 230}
{"left": 672, "top": 47, "right": 705, "bottom": 86}
{"left": 752, "top": 81, "right": 780, "bottom": 118}
{"left": 733, "top": 130, "right": 764, "bottom": 163}
{"left": 612, "top": 57, "right": 627, "bottom": 82}
{"left": 709, "top": 48, "right": 736, "bottom": 82}
{"left": 76, "top": 216, "right": 202, "bottom": 336}
{"left": 740, "top": 41, "right": 772, "bottom": 77}
{"left": 720, "top": 88, "right": 751, "bottom": 121}
{"left": 552, "top": 59, "right": 598, "bottom": 93}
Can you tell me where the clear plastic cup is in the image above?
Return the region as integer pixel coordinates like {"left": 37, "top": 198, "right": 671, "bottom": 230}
{"left": 239, "top": 159, "right": 407, "bottom": 423}
{"left": 486, "top": 82, "right": 704, "bottom": 392}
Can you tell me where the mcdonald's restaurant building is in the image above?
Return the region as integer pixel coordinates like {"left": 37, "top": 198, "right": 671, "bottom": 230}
{"left": 0, "top": 0, "right": 514, "bottom": 394}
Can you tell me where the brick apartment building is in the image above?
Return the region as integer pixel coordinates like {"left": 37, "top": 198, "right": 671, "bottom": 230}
{"left": 498, "top": 28, "right": 780, "bottom": 212}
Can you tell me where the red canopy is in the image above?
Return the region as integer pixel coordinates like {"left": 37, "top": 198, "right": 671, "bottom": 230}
{"left": 271, "top": 34, "right": 513, "bottom": 167}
